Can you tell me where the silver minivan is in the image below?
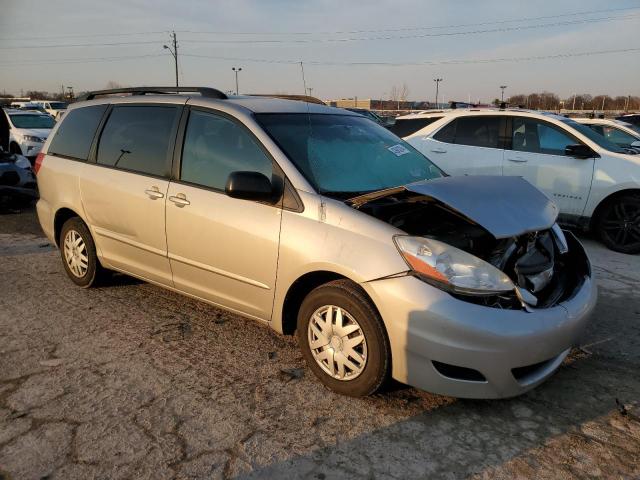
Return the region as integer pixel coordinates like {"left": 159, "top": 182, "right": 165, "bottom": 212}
{"left": 35, "top": 87, "right": 596, "bottom": 398}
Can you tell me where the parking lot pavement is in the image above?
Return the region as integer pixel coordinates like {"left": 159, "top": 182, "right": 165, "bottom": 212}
{"left": 1, "top": 208, "right": 639, "bottom": 480}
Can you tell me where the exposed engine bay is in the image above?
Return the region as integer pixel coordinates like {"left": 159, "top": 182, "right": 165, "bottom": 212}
{"left": 352, "top": 191, "right": 589, "bottom": 309}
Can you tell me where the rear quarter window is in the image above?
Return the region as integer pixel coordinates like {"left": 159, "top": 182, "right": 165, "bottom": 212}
{"left": 48, "top": 104, "right": 108, "bottom": 160}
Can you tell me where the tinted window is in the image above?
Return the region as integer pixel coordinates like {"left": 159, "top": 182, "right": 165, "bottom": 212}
{"left": 257, "top": 113, "right": 442, "bottom": 196}
{"left": 433, "top": 119, "right": 456, "bottom": 143}
{"left": 600, "top": 126, "right": 638, "bottom": 147}
{"left": 181, "top": 110, "right": 273, "bottom": 190}
{"left": 454, "top": 116, "right": 500, "bottom": 148}
{"left": 389, "top": 117, "right": 442, "bottom": 137}
{"left": 97, "top": 106, "right": 179, "bottom": 177}
{"left": 512, "top": 118, "right": 576, "bottom": 156}
{"left": 9, "top": 114, "right": 55, "bottom": 129}
{"left": 48, "top": 105, "right": 107, "bottom": 160}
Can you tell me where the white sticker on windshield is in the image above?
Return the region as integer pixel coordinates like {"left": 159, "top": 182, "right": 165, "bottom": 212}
{"left": 388, "top": 144, "right": 410, "bottom": 156}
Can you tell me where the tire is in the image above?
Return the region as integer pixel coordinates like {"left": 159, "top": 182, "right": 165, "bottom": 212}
{"left": 59, "top": 217, "right": 106, "bottom": 287}
{"left": 9, "top": 143, "right": 22, "bottom": 155}
{"left": 296, "top": 279, "right": 390, "bottom": 397}
{"left": 596, "top": 194, "right": 640, "bottom": 254}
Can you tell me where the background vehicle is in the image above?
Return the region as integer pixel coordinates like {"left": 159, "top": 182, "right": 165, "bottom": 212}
{"left": 344, "top": 107, "right": 394, "bottom": 127}
{"left": 403, "top": 109, "right": 640, "bottom": 253}
{"left": 616, "top": 114, "right": 640, "bottom": 128}
{"left": 0, "top": 147, "right": 37, "bottom": 207}
{"left": 0, "top": 108, "right": 55, "bottom": 160}
{"left": 35, "top": 87, "right": 595, "bottom": 399}
{"left": 574, "top": 118, "right": 640, "bottom": 153}
{"left": 30, "top": 100, "right": 68, "bottom": 118}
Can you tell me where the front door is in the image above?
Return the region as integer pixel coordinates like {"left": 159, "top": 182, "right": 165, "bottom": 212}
{"left": 503, "top": 117, "right": 593, "bottom": 217}
{"left": 79, "top": 104, "right": 182, "bottom": 285}
{"left": 165, "top": 108, "right": 282, "bottom": 320}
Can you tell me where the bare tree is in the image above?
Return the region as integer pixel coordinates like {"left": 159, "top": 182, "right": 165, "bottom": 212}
{"left": 104, "top": 81, "right": 124, "bottom": 90}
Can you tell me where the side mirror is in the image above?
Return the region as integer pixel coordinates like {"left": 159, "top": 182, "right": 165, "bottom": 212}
{"left": 225, "top": 171, "right": 279, "bottom": 203}
{"left": 565, "top": 144, "right": 596, "bottom": 159}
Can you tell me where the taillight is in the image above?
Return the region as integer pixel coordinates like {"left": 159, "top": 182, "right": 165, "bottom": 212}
{"left": 34, "top": 152, "right": 45, "bottom": 175}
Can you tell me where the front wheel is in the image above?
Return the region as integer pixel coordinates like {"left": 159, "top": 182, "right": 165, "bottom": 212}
{"left": 596, "top": 194, "right": 640, "bottom": 254}
{"left": 296, "top": 280, "right": 390, "bottom": 397}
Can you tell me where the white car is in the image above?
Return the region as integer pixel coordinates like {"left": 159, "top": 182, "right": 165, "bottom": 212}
{"left": 0, "top": 109, "right": 56, "bottom": 160}
{"left": 30, "top": 100, "right": 68, "bottom": 119}
{"left": 573, "top": 118, "right": 640, "bottom": 153}
{"left": 400, "top": 109, "right": 640, "bottom": 253}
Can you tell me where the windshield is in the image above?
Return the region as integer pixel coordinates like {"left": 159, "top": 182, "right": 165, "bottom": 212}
{"left": 256, "top": 113, "right": 443, "bottom": 196}
{"left": 48, "top": 102, "right": 68, "bottom": 110}
{"left": 557, "top": 117, "right": 627, "bottom": 153}
{"left": 9, "top": 114, "right": 55, "bottom": 129}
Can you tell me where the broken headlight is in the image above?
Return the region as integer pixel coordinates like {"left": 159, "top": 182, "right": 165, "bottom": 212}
{"left": 394, "top": 235, "right": 515, "bottom": 295}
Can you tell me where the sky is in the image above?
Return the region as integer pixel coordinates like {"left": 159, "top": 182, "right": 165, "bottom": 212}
{"left": 1, "top": 0, "right": 639, "bottom": 102}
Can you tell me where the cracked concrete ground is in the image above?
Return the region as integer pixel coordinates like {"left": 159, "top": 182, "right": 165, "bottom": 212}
{"left": 1, "top": 207, "right": 639, "bottom": 479}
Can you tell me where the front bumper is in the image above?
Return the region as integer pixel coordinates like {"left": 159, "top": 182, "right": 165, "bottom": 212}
{"left": 365, "top": 236, "right": 597, "bottom": 399}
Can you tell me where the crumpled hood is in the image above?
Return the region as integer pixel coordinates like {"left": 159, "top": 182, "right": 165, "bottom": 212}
{"left": 351, "top": 175, "right": 559, "bottom": 239}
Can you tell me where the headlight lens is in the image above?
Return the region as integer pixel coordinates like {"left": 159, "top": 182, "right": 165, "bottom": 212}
{"left": 394, "top": 236, "right": 515, "bottom": 295}
{"left": 23, "top": 135, "right": 44, "bottom": 143}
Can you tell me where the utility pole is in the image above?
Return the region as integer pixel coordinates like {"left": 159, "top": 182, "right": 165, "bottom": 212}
{"left": 500, "top": 85, "right": 507, "bottom": 102}
{"left": 433, "top": 78, "right": 442, "bottom": 108}
{"left": 299, "top": 61, "right": 307, "bottom": 96}
{"left": 306, "top": 87, "right": 313, "bottom": 97}
{"left": 163, "top": 31, "right": 179, "bottom": 88}
{"left": 601, "top": 96, "right": 606, "bottom": 111}
{"left": 232, "top": 67, "right": 242, "bottom": 95}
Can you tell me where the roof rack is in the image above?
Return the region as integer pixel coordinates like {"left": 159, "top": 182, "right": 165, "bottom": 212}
{"left": 78, "top": 86, "right": 228, "bottom": 101}
{"left": 249, "top": 94, "right": 325, "bottom": 105}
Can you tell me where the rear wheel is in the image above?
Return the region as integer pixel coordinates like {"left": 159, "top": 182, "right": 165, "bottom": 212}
{"left": 596, "top": 194, "right": 640, "bottom": 254}
{"left": 59, "top": 217, "right": 106, "bottom": 287}
{"left": 296, "top": 280, "right": 390, "bottom": 397}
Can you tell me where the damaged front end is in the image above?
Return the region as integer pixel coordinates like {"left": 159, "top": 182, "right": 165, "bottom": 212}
{"left": 350, "top": 176, "right": 591, "bottom": 310}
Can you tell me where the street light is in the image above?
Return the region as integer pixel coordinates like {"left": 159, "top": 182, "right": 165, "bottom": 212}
{"left": 500, "top": 85, "right": 508, "bottom": 102}
{"left": 433, "top": 78, "right": 443, "bottom": 108}
{"left": 163, "top": 31, "right": 178, "bottom": 88}
{"left": 232, "top": 67, "right": 242, "bottom": 95}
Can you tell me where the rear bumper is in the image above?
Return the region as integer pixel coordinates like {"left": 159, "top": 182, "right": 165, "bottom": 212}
{"left": 365, "top": 237, "right": 597, "bottom": 399}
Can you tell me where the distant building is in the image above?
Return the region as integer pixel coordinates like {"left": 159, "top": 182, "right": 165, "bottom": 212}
{"left": 326, "top": 98, "right": 431, "bottom": 111}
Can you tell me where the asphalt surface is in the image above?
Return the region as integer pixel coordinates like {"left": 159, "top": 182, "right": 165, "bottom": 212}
{"left": 1, "top": 206, "right": 639, "bottom": 480}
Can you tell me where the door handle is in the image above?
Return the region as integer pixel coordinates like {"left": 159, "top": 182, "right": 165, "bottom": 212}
{"left": 431, "top": 148, "right": 447, "bottom": 154}
{"left": 507, "top": 157, "right": 528, "bottom": 163}
{"left": 169, "top": 193, "right": 190, "bottom": 207}
{"left": 145, "top": 186, "right": 164, "bottom": 199}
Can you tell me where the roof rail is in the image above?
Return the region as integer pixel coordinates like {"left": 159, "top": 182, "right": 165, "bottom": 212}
{"left": 78, "top": 86, "right": 228, "bottom": 101}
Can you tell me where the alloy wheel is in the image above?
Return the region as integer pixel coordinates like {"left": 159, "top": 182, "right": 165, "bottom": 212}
{"left": 600, "top": 198, "right": 640, "bottom": 251}
{"left": 63, "top": 229, "right": 89, "bottom": 278}
{"left": 307, "top": 305, "right": 367, "bottom": 380}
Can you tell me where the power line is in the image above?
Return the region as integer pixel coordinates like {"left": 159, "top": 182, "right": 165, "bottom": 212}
{"left": 178, "top": 6, "right": 640, "bottom": 35}
{"left": 5, "top": 5, "right": 634, "bottom": 41}
{"left": 180, "top": 47, "right": 640, "bottom": 66}
{"left": 1, "top": 10, "right": 638, "bottom": 49}
{"left": 179, "top": 14, "right": 640, "bottom": 44}
{"left": 0, "top": 40, "right": 161, "bottom": 50}
{"left": 0, "top": 53, "right": 165, "bottom": 67}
